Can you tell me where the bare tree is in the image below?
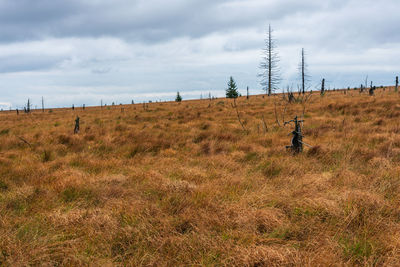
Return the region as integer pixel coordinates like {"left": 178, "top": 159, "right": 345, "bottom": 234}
{"left": 26, "top": 99, "right": 31, "bottom": 113}
{"left": 299, "top": 48, "right": 310, "bottom": 95}
{"left": 321, "top": 78, "right": 325, "bottom": 96}
{"left": 259, "top": 24, "right": 281, "bottom": 96}
{"left": 395, "top": 76, "right": 398, "bottom": 92}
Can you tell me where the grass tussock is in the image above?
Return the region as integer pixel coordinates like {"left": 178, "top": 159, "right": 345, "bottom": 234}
{"left": 1, "top": 90, "right": 400, "bottom": 265}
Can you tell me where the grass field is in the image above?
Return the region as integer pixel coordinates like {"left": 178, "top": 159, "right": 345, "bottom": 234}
{"left": 1, "top": 88, "right": 400, "bottom": 266}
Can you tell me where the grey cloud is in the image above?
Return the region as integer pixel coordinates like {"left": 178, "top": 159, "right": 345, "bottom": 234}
{"left": 0, "top": 0, "right": 343, "bottom": 44}
{"left": 0, "top": 0, "right": 399, "bottom": 108}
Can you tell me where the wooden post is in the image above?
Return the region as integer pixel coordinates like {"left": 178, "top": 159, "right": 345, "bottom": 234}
{"left": 396, "top": 76, "right": 398, "bottom": 92}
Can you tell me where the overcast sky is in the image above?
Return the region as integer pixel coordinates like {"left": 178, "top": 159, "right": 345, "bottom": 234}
{"left": 0, "top": 0, "right": 399, "bottom": 109}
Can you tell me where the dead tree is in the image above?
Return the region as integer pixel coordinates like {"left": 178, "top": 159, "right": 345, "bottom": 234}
{"left": 369, "top": 86, "right": 376, "bottom": 96}
{"left": 283, "top": 86, "right": 295, "bottom": 103}
{"left": 258, "top": 24, "right": 281, "bottom": 96}
{"left": 301, "top": 49, "right": 305, "bottom": 94}
{"left": 74, "top": 116, "right": 80, "bottom": 134}
{"left": 396, "top": 76, "right": 398, "bottom": 92}
{"left": 299, "top": 48, "right": 310, "bottom": 95}
{"left": 284, "top": 116, "right": 304, "bottom": 153}
{"left": 25, "top": 99, "right": 31, "bottom": 113}
{"left": 321, "top": 78, "right": 325, "bottom": 96}
{"left": 246, "top": 86, "right": 249, "bottom": 100}
{"left": 41, "top": 97, "right": 44, "bottom": 112}
{"left": 288, "top": 91, "right": 295, "bottom": 103}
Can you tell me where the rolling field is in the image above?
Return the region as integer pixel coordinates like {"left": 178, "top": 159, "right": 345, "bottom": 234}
{"left": 1, "top": 89, "right": 400, "bottom": 266}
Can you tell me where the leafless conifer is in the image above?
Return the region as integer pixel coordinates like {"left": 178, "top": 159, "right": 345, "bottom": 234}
{"left": 258, "top": 25, "right": 281, "bottom": 96}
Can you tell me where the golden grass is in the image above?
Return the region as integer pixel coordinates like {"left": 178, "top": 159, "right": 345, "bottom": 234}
{"left": 1, "top": 88, "right": 400, "bottom": 266}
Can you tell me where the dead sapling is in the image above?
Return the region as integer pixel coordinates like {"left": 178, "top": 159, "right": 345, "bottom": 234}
{"left": 74, "top": 116, "right": 80, "bottom": 134}
{"left": 261, "top": 114, "right": 268, "bottom": 134}
{"left": 273, "top": 98, "right": 281, "bottom": 127}
{"left": 284, "top": 116, "right": 312, "bottom": 153}
{"left": 231, "top": 99, "right": 247, "bottom": 134}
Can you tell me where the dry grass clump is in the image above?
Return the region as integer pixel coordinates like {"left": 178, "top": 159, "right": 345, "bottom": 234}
{"left": 1, "top": 89, "right": 400, "bottom": 265}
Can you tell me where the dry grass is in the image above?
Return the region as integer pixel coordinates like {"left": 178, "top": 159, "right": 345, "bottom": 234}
{"left": 1, "top": 88, "right": 400, "bottom": 266}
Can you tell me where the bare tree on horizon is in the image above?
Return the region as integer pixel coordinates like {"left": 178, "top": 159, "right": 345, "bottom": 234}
{"left": 259, "top": 24, "right": 281, "bottom": 96}
{"left": 299, "top": 48, "right": 310, "bottom": 95}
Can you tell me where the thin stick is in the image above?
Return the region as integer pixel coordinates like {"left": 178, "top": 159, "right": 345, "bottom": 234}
{"left": 232, "top": 99, "right": 247, "bottom": 133}
{"left": 17, "top": 136, "right": 32, "bottom": 148}
{"left": 261, "top": 115, "right": 268, "bottom": 133}
{"left": 281, "top": 102, "right": 288, "bottom": 126}
{"left": 273, "top": 100, "right": 281, "bottom": 127}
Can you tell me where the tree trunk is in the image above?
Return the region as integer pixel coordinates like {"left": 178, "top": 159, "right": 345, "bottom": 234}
{"left": 302, "top": 48, "right": 305, "bottom": 95}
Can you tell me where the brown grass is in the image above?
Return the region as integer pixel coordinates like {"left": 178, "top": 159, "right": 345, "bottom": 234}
{"left": 1, "top": 88, "right": 400, "bottom": 266}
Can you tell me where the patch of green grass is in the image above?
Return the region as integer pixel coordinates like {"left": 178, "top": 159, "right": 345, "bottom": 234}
{"left": 242, "top": 152, "right": 259, "bottom": 162}
{"left": 118, "top": 212, "right": 139, "bottom": 227}
{"left": 269, "top": 227, "right": 292, "bottom": 240}
{"left": 0, "top": 180, "right": 8, "bottom": 191}
{"left": 257, "top": 161, "right": 282, "bottom": 178}
{"left": 16, "top": 218, "right": 47, "bottom": 242}
{"left": 61, "top": 186, "right": 99, "bottom": 206}
{"left": 6, "top": 198, "right": 26, "bottom": 214}
{"left": 339, "top": 235, "right": 375, "bottom": 264}
{"left": 0, "top": 129, "right": 10, "bottom": 135}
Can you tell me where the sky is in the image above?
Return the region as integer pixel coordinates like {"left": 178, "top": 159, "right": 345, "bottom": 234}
{"left": 0, "top": 0, "right": 399, "bottom": 109}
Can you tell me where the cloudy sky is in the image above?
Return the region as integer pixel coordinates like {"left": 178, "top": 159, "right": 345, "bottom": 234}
{"left": 0, "top": 0, "right": 399, "bottom": 109}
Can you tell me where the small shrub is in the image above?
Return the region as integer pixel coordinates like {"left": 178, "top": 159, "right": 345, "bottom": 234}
{"left": 174, "top": 220, "right": 193, "bottom": 234}
{"left": 193, "top": 132, "right": 208, "bottom": 144}
{"left": 0, "top": 180, "right": 8, "bottom": 191}
{"left": 200, "top": 123, "right": 210, "bottom": 130}
{"left": 42, "top": 150, "right": 52, "bottom": 162}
